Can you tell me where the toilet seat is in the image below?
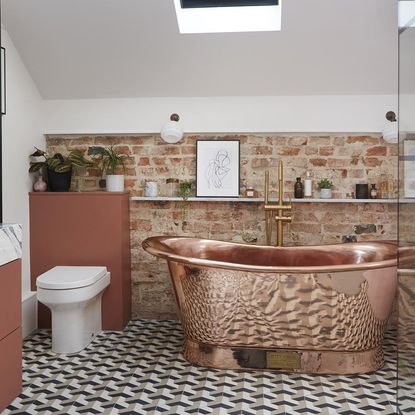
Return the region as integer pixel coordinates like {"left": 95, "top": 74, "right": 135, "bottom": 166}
{"left": 36, "top": 266, "right": 108, "bottom": 290}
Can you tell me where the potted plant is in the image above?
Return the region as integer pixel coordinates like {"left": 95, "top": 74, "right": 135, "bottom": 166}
{"left": 100, "top": 146, "right": 127, "bottom": 192}
{"left": 317, "top": 179, "right": 333, "bottom": 199}
{"left": 29, "top": 148, "right": 94, "bottom": 192}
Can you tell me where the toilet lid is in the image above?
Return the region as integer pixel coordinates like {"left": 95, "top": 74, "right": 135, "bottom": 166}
{"left": 36, "top": 266, "right": 108, "bottom": 290}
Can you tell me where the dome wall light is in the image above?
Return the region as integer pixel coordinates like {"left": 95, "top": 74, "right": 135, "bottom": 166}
{"left": 382, "top": 111, "right": 398, "bottom": 144}
{"left": 160, "top": 113, "right": 184, "bottom": 144}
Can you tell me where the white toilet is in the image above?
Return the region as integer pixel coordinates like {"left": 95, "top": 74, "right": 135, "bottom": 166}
{"left": 36, "top": 266, "right": 111, "bottom": 354}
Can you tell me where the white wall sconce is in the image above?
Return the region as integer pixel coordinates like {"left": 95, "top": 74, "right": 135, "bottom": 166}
{"left": 160, "top": 113, "right": 183, "bottom": 144}
{"left": 382, "top": 111, "right": 398, "bottom": 144}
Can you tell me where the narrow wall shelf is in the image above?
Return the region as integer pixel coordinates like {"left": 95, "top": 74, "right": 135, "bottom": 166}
{"left": 130, "top": 196, "right": 398, "bottom": 204}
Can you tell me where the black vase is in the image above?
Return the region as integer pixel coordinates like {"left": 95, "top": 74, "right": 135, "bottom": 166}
{"left": 47, "top": 169, "right": 72, "bottom": 192}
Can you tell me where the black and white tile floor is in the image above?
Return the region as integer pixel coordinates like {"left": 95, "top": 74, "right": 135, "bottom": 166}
{"left": 4, "top": 321, "right": 402, "bottom": 415}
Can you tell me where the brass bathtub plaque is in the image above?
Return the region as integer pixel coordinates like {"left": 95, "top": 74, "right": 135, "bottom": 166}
{"left": 266, "top": 351, "right": 301, "bottom": 369}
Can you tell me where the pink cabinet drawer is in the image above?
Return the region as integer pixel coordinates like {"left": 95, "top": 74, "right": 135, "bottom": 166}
{"left": 0, "top": 260, "right": 21, "bottom": 341}
{"left": 0, "top": 328, "right": 22, "bottom": 412}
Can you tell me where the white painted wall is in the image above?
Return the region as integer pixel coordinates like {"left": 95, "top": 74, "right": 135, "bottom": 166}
{"left": 1, "top": 28, "right": 44, "bottom": 335}
{"left": 400, "top": 95, "right": 415, "bottom": 133}
{"left": 42, "top": 94, "right": 398, "bottom": 135}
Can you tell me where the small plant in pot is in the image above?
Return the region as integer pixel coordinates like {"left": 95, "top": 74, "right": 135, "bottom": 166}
{"left": 100, "top": 146, "right": 127, "bottom": 192}
{"left": 317, "top": 179, "right": 333, "bottom": 199}
{"left": 178, "top": 180, "right": 193, "bottom": 225}
{"left": 29, "top": 148, "right": 94, "bottom": 192}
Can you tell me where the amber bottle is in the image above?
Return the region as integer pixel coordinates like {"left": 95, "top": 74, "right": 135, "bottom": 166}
{"left": 294, "top": 177, "right": 304, "bottom": 198}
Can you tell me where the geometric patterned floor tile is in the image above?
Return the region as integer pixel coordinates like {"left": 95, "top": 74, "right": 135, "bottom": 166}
{"left": 3, "top": 320, "right": 401, "bottom": 415}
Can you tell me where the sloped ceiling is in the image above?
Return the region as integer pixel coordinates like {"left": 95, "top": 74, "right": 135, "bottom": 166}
{"left": 2, "top": 0, "right": 397, "bottom": 99}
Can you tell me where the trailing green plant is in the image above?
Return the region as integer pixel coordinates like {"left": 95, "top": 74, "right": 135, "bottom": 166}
{"left": 100, "top": 146, "right": 127, "bottom": 175}
{"left": 178, "top": 181, "right": 193, "bottom": 224}
{"left": 178, "top": 181, "right": 193, "bottom": 200}
{"left": 317, "top": 178, "right": 333, "bottom": 189}
{"left": 29, "top": 148, "right": 94, "bottom": 173}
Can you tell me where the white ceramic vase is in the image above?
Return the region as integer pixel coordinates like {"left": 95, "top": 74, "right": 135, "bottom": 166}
{"left": 320, "top": 188, "right": 332, "bottom": 199}
{"left": 106, "top": 175, "right": 124, "bottom": 192}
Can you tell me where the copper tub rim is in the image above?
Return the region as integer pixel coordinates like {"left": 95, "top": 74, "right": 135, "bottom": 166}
{"left": 142, "top": 236, "right": 397, "bottom": 274}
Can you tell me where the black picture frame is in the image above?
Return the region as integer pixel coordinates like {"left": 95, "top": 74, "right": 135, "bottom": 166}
{"left": 1, "top": 47, "right": 5, "bottom": 116}
{"left": 196, "top": 139, "right": 240, "bottom": 198}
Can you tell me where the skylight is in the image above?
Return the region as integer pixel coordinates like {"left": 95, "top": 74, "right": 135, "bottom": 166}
{"left": 399, "top": 1, "right": 415, "bottom": 29}
{"left": 173, "top": 0, "right": 281, "bottom": 34}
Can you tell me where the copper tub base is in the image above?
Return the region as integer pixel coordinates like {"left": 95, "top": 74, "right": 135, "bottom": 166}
{"left": 183, "top": 339, "right": 384, "bottom": 375}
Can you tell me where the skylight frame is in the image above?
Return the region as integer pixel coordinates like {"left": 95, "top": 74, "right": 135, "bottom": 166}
{"left": 173, "top": 0, "right": 282, "bottom": 34}
{"left": 180, "top": 0, "right": 279, "bottom": 8}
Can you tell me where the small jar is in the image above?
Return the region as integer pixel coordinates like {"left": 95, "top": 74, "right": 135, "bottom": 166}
{"left": 243, "top": 186, "right": 258, "bottom": 198}
{"left": 166, "top": 178, "right": 179, "bottom": 197}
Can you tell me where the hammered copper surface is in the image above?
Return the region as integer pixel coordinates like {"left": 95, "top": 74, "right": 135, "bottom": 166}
{"left": 143, "top": 237, "right": 397, "bottom": 374}
{"left": 178, "top": 267, "right": 394, "bottom": 350}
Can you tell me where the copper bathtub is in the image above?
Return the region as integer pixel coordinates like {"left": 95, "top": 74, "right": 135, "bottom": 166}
{"left": 142, "top": 237, "right": 397, "bottom": 374}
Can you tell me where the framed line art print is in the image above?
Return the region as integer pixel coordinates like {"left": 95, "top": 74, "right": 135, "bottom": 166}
{"left": 196, "top": 140, "right": 240, "bottom": 197}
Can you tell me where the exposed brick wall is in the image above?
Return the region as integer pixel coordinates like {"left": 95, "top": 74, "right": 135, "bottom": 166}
{"left": 46, "top": 133, "right": 398, "bottom": 319}
{"left": 46, "top": 133, "right": 396, "bottom": 198}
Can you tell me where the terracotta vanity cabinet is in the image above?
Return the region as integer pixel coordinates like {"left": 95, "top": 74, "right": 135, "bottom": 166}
{"left": 29, "top": 192, "right": 131, "bottom": 330}
{"left": 0, "top": 259, "right": 22, "bottom": 412}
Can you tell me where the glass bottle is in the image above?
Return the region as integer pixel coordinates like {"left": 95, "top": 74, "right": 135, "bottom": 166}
{"left": 370, "top": 184, "right": 378, "bottom": 199}
{"left": 294, "top": 177, "right": 304, "bottom": 198}
{"left": 387, "top": 179, "right": 396, "bottom": 199}
{"left": 379, "top": 174, "right": 388, "bottom": 199}
{"left": 304, "top": 171, "right": 312, "bottom": 198}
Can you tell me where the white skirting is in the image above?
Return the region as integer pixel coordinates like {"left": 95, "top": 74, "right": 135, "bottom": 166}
{"left": 22, "top": 291, "right": 37, "bottom": 338}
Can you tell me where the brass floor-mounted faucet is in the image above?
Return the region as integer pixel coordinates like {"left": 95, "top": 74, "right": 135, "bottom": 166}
{"left": 264, "top": 161, "right": 292, "bottom": 247}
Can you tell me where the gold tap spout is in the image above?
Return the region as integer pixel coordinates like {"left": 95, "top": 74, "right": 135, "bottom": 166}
{"left": 264, "top": 204, "right": 292, "bottom": 211}
{"left": 274, "top": 216, "right": 292, "bottom": 222}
